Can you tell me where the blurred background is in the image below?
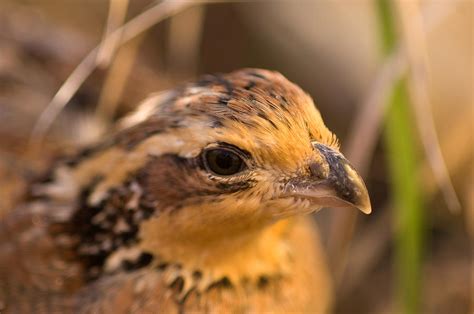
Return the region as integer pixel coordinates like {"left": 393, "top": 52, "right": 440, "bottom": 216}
{"left": 0, "top": 0, "right": 471, "bottom": 313}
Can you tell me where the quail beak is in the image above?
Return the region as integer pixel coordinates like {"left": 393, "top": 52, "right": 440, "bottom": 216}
{"left": 285, "top": 142, "right": 371, "bottom": 214}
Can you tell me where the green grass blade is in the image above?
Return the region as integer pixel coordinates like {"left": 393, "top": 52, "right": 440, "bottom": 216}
{"left": 376, "top": 1, "right": 425, "bottom": 313}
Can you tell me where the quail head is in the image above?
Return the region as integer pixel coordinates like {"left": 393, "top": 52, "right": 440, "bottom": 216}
{"left": 0, "top": 68, "right": 370, "bottom": 313}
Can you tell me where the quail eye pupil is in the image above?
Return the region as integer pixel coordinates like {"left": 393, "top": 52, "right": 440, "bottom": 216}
{"left": 215, "top": 151, "right": 233, "bottom": 169}
{"left": 205, "top": 148, "right": 244, "bottom": 175}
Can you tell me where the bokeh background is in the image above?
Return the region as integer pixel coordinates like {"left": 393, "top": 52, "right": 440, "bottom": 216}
{"left": 0, "top": 1, "right": 472, "bottom": 313}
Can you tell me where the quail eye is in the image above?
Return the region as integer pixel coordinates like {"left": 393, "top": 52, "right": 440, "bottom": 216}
{"left": 204, "top": 148, "right": 245, "bottom": 176}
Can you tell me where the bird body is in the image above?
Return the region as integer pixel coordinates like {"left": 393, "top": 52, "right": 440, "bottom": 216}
{"left": 0, "top": 69, "right": 370, "bottom": 313}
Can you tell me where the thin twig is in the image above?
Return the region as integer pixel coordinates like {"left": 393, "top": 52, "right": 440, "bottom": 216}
{"left": 29, "top": 0, "right": 199, "bottom": 147}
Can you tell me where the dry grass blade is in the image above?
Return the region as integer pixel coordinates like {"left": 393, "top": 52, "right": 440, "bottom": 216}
{"left": 96, "top": 0, "right": 130, "bottom": 67}
{"left": 344, "top": 51, "right": 406, "bottom": 173}
{"left": 395, "top": 0, "right": 461, "bottom": 213}
{"left": 29, "top": 0, "right": 199, "bottom": 148}
{"left": 94, "top": 0, "right": 136, "bottom": 127}
{"left": 29, "top": 50, "right": 98, "bottom": 148}
{"left": 328, "top": 51, "right": 406, "bottom": 282}
{"left": 95, "top": 35, "right": 145, "bottom": 128}
{"left": 168, "top": 5, "right": 206, "bottom": 75}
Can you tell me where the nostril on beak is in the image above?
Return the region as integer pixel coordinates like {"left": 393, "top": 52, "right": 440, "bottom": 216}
{"left": 308, "top": 162, "right": 327, "bottom": 180}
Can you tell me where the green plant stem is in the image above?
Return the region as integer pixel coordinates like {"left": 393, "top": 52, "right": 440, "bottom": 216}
{"left": 376, "top": 1, "right": 424, "bottom": 313}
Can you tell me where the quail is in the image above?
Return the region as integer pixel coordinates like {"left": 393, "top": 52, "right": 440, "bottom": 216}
{"left": 0, "top": 69, "right": 371, "bottom": 313}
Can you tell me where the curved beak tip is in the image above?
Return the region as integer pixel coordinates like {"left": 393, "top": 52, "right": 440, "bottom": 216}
{"left": 356, "top": 193, "right": 372, "bottom": 214}
{"left": 301, "top": 142, "right": 373, "bottom": 215}
{"left": 344, "top": 166, "right": 372, "bottom": 214}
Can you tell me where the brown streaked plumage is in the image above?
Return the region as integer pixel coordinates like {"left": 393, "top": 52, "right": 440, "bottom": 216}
{"left": 0, "top": 69, "right": 371, "bottom": 313}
